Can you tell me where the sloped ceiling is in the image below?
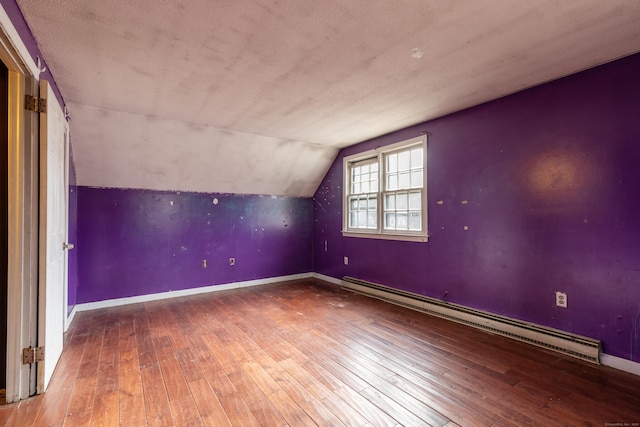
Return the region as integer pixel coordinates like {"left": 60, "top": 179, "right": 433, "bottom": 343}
{"left": 16, "top": 0, "right": 640, "bottom": 196}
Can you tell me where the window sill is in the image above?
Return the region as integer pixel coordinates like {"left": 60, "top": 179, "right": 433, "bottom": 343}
{"left": 342, "top": 230, "right": 428, "bottom": 242}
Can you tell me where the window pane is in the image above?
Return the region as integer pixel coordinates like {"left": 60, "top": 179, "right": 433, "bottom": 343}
{"left": 353, "top": 182, "right": 360, "bottom": 194}
{"left": 385, "top": 213, "right": 396, "bottom": 229}
{"left": 371, "top": 163, "right": 378, "bottom": 173}
{"left": 411, "top": 170, "right": 423, "bottom": 188}
{"left": 368, "top": 197, "right": 377, "bottom": 209}
{"left": 409, "top": 212, "right": 421, "bottom": 230}
{"left": 358, "top": 211, "right": 366, "bottom": 226}
{"left": 350, "top": 212, "right": 358, "bottom": 227}
{"left": 385, "top": 194, "right": 395, "bottom": 210}
{"left": 349, "top": 197, "right": 357, "bottom": 210}
{"left": 409, "top": 191, "right": 421, "bottom": 210}
{"left": 397, "top": 192, "right": 408, "bottom": 210}
{"left": 397, "top": 213, "right": 408, "bottom": 229}
{"left": 399, "top": 172, "right": 410, "bottom": 189}
{"left": 361, "top": 181, "right": 370, "bottom": 193}
{"left": 398, "top": 151, "right": 410, "bottom": 170}
{"left": 359, "top": 197, "right": 368, "bottom": 210}
{"left": 387, "top": 174, "right": 398, "bottom": 191}
{"left": 368, "top": 212, "right": 377, "bottom": 228}
{"left": 411, "top": 148, "right": 423, "bottom": 168}
{"left": 387, "top": 153, "right": 397, "bottom": 173}
{"left": 361, "top": 164, "right": 369, "bottom": 174}
{"left": 371, "top": 179, "right": 378, "bottom": 192}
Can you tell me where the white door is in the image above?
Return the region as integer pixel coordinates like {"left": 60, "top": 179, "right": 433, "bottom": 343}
{"left": 37, "top": 80, "right": 68, "bottom": 392}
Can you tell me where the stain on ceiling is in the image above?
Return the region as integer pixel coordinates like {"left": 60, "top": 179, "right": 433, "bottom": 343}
{"left": 15, "top": 0, "right": 640, "bottom": 196}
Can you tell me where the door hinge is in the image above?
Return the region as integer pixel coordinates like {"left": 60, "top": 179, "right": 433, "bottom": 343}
{"left": 25, "top": 95, "right": 47, "bottom": 113}
{"left": 22, "top": 346, "right": 45, "bottom": 364}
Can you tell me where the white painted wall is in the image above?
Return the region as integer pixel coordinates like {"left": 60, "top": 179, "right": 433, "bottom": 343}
{"left": 69, "top": 103, "right": 338, "bottom": 196}
{"left": 15, "top": 0, "right": 640, "bottom": 196}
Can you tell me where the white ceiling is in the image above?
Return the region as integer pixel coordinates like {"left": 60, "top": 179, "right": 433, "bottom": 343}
{"left": 16, "top": 0, "right": 640, "bottom": 196}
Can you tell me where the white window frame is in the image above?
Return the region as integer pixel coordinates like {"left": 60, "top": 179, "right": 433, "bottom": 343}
{"left": 342, "top": 135, "right": 428, "bottom": 242}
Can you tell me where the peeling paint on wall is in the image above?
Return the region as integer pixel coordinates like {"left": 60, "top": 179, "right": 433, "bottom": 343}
{"left": 76, "top": 187, "right": 312, "bottom": 303}
{"left": 312, "top": 53, "right": 640, "bottom": 362}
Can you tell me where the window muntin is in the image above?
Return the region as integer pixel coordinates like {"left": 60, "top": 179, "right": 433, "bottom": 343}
{"left": 343, "top": 135, "right": 427, "bottom": 242}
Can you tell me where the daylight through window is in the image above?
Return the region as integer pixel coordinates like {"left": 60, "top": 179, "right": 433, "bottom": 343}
{"left": 343, "top": 135, "right": 427, "bottom": 242}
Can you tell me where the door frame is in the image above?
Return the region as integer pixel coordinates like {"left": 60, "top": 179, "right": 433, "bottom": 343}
{"left": 0, "top": 4, "right": 42, "bottom": 402}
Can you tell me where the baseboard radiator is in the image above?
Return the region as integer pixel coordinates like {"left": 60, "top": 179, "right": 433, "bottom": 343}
{"left": 341, "top": 276, "right": 601, "bottom": 364}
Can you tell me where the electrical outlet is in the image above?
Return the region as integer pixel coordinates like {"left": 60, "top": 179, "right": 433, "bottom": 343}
{"left": 344, "top": 256, "right": 349, "bottom": 265}
{"left": 202, "top": 260, "right": 207, "bottom": 268}
{"left": 555, "top": 291, "right": 567, "bottom": 308}
{"left": 229, "top": 257, "right": 235, "bottom": 266}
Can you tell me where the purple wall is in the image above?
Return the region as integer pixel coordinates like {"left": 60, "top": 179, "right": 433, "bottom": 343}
{"left": 313, "top": 53, "right": 640, "bottom": 362}
{"left": 76, "top": 187, "right": 312, "bottom": 303}
{"left": 5, "top": 0, "right": 639, "bottom": 364}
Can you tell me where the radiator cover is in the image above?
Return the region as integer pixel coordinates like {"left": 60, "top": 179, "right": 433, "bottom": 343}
{"left": 341, "top": 276, "right": 601, "bottom": 364}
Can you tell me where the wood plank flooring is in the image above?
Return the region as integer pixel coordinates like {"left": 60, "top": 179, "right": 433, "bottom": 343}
{"left": 1, "top": 279, "right": 639, "bottom": 426}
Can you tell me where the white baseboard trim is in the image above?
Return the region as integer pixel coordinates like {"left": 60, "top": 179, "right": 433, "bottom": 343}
{"left": 65, "top": 305, "right": 78, "bottom": 332}
{"left": 601, "top": 353, "right": 640, "bottom": 376}
{"left": 75, "top": 273, "right": 313, "bottom": 312}
{"left": 342, "top": 276, "right": 602, "bottom": 364}
{"left": 68, "top": 271, "right": 640, "bottom": 378}
{"left": 311, "top": 273, "right": 341, "bottom": 286}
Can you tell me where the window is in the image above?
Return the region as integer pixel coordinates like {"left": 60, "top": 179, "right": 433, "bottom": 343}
{"left": 343, "top": 135, "right": 427, "bottom": 242}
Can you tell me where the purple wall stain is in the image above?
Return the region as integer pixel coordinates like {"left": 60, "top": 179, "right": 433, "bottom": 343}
{"left": 77, "top": 187, "right": 312, "bottom": 304}
{"left": 313, "top": 53, "right": 640, "bottom": 363}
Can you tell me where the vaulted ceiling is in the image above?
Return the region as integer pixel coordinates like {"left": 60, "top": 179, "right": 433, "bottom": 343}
{"left": 16, "top": 0, "right": 640, "bottom": 196}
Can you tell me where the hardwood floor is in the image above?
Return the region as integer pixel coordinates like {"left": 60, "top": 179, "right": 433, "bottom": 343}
{"left": 1, "top": 279, "right": 639, "bottom": 426}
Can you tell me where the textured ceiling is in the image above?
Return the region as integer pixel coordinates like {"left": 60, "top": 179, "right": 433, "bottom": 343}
{"left": 16, "top": 0, "right": 640, "bottom": 196}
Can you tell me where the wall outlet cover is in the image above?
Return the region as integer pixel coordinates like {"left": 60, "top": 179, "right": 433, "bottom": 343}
{"left": 555, "top": 291, "right": 567, "bottom": 308}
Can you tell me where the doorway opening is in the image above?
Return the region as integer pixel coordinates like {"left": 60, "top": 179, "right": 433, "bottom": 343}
{"left": 1, "top": 59, "right": 9, "bottom": 402}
